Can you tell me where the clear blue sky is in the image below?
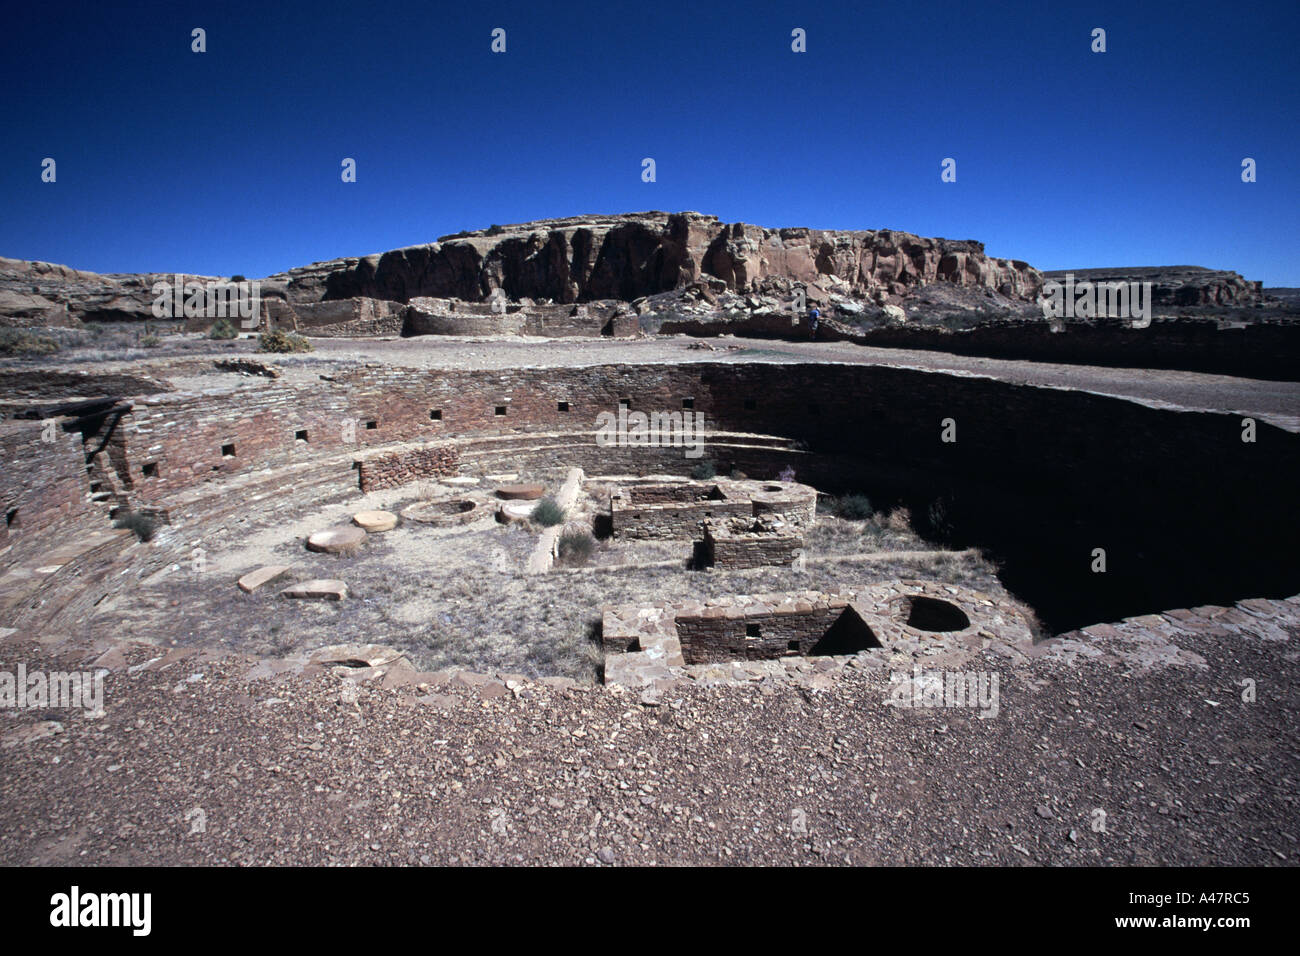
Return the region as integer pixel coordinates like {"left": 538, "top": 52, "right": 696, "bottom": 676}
{"left": 3, "top": 0, "right": 1297, "bottom": 285}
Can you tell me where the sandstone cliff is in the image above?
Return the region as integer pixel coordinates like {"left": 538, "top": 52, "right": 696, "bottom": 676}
{"left": 271, "top": 211, "right": 1043, "bottom": 305}
{"left": 1042, "top": 266, "right": 1265, "bottom": 307}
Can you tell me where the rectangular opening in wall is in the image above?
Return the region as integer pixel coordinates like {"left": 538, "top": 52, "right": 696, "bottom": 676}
{"left": 5, "top": 508, "right": 17, "bottom": 528}
{"left": 221, "top": 443, "right": 236, "bottom": 458}
{"left": 787, "top": 640, "right": 799, "bottom": 652}
{"left": 365, "top": 421, "right": 378, "bottom": 430}
{"left": 495, "top": 406, "right": 507, "bottom": 417}
{"left": 746, "top": 623, "right": 761, "bottom": 638}
{"left": 142, "top": 462, "right": 159, "bottom": 478}
{"left": 618, "top": 398, "right": 631, "bottom": 409}
{"left": 557, "top": 401, "right": 570, "bottom": 412}
{"left": 682, "top": 397, "right": 694, "bottom": 410}
{"left": 430, "top": 409, "right": 442, "bottom": 421}
{"left": 744, "top": 399, "right": 756, "bottom": 411}
{"left": 295, "top": 430, "right": 309, "bottom": 442}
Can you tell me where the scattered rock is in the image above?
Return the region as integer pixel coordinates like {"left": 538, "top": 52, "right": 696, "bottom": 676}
{"left": 2, "top": 721, "right": 64, "bottom": 748}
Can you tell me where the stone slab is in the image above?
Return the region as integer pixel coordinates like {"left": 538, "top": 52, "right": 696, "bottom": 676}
{"left": 237, "top": 565, "right": 292, "bottom": 593}
{"left": 282, "top": 579, "right": 348, "bottom": 600}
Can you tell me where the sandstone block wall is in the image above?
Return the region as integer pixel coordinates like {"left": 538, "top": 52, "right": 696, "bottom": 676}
{"left": 6, "top": 358, "right": 1296, "bottom": 633}
{"left": 701, "top": 530, "right": 804, "bottom": 569}
{"left": 675, "top": 605, "right": 843, "bottom": 663}
{"left": 610, "top": 479, "right": 817, "bottom": 540}
{"left": 0, "top": 420, "right": 91, "bottom": 555}
{"left": 355, "top": 441, "right": 460, "bottom": 491}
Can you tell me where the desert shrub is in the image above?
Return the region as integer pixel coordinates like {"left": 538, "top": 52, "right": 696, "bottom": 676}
{"left": 258, "top": 329, "right": 313, "bottom": 353}
{"left": 886, "top": 506, "right": 912, "bottom": 531}
{"left": 927, "top": 497, "right": 955, "bottom": 540}
{"left": 690, "top": 460, "right": 716, "bottom": 480}
{"left": 833, "top": 494, "right": 874, "bottom": 521}
{"left": 113, "top": 511, "right": 159, "bottom": 542}
{"left": 729, "top": 468, "right": 748, "bottom": 480}
{"left": 557, "top": 529, "right": 596, "bottom": 566}
{"left": 140, "top": 334, "right": 161, "bottom": 348}
{"left": 230, "top": 274, "right": 247, "bottom": 283}
{"left": 208, "top": 318, "right": 239, "bottom": 340}
{"left": 532, "top": 497, "right": 565, "bottom": 527}
{"left": 777, "top": 466, "right": 796, "bottom": 483}
{"left": 0, "top": 328, "right": 60, "bottom": 355}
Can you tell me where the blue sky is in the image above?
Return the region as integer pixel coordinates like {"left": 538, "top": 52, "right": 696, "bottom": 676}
{"left": 2, "top": 0, "right": 1297, "bottom": 284}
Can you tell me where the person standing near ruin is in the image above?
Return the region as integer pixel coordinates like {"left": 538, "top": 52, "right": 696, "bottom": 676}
{"left": 808, "top": 307, "right": 820, "bottom": 340}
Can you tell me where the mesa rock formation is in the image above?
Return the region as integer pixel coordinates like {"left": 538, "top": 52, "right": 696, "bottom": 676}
{"left": 274, "top": 211, "right": 1044, "bottom": 305}
{"left": 1042, "top": 266, "right": 1265, "bottom": 307}
{"left": 0, "top": 212, "right": 1044, "bottom": 328}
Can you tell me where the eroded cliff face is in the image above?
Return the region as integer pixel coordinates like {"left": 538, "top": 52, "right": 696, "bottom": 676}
{"left": 4, "top": 214, "right": 1275, "bottom": 328}
{"left": 270, "top": 211, "right": 1044, "bottom": 305}
{"left": 1042, "top": 267, "right": 1264, "bottom": 307}
{"left": 0, "top": 258, "right": 230, "bottom": 326}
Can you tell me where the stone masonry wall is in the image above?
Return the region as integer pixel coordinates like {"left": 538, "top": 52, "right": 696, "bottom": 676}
{"left": 10, "top": 358, "right": 1296, "bottom": 631}
{"left": 703, "top": 532, "right": 804, "bottom": 569}
{"left": 674, "top": 606, "right": 843, "bottom": 663}
{"left": 355, "top": 441, "right": 460, "bottom": 491}
{"left": 0, "top": 420, "right": 92, "bottom": 555}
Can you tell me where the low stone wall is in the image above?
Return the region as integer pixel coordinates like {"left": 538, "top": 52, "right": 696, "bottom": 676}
{"left": 675, "top": 604, "right": 845, "bottom": 663}
{"left": 700, "top": 525, "right": 804, "bottom": 569}
{"left": 405, "top": 300, "right": 527, "bottom": 336}
{"left": 354, "top": 441, "right": 459, "bottom": 491}
{"left": 403, "top": 297, "right": 638, "bottom": 338}
{"left": 610, "top": 478, "right": 817, "bottom": 540}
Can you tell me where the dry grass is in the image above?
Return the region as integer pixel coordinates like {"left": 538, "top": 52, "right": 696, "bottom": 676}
{"left": 84, "top": 484, "right": 1008, "bottom": 685}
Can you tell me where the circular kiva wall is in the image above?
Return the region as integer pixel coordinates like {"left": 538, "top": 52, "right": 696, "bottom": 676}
{"left": 4, "top": 359, "right": 1298, "bottom": 633}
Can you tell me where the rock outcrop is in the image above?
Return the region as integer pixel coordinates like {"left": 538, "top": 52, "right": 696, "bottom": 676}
{"left": 271, "top": 211, "right": 1043, "bottom": 306}
{"left": 0, "top": 257, "right": 230, "bottom": 326}
{"left": 1042, "top": 266, "right": 1265, "bottom": 307}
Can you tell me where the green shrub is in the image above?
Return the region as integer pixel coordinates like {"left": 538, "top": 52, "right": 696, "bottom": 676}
{"left": 140, "top": 334, "right": 161, "bottom": 348}
{"left": 230, "top": 274, "right": 247, "bottom": 283}
{"left": 833, "top": 494, "right": 874, "bottom": 521}
{"left": 113, "top": 511, "right": 159, "bottom": 542}
{"left": 690, "top": 460, "right": 716, "bottom": 480}
{"left": 557, "top": 530, "right": 596, "bottom": 566}
{"left": 258, "top": 329, "right": 313, "bottom": 353}
{"left": 0, "top": 328, "right": 60, "bottom": 355}
{"left": 208, "top": 318, "right": 239, "bottom": 340}
{"left": 532, "top": 497, "right": 565, "bottom": 527}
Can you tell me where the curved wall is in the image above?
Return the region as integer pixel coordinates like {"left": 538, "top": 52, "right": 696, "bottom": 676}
{"left": 4, "top": 361, "right": 1298, "bottom": 633}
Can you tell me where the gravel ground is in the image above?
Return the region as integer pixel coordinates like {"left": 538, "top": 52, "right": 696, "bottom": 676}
{"left": 0, "top": 617, "right": 1294, "bottom": 867}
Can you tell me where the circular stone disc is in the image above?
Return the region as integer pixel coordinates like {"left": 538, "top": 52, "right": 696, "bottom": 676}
{"left": 306, "top": 525, "right": 367, "bottom": 554}
{"left": 353, "top": 510, "right": 398, "bottom": 532}
{"left": 496, "top": 483, "right": 545, "bottom": 500}
{"left": 498, "top": 500, "right": 540, "bottom": 522}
